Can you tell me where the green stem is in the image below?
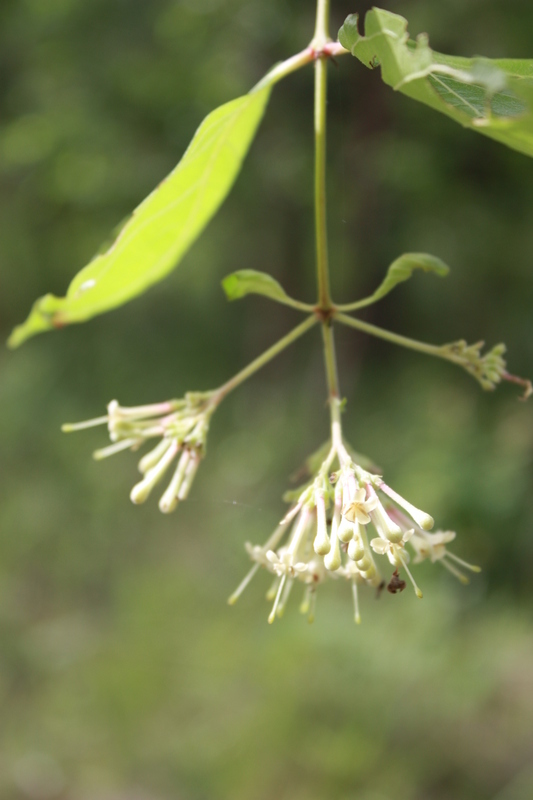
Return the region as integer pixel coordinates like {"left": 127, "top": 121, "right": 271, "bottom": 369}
{"left": 334, "top": 311, "right": 456, "bottom": 360}
{"left": 322, "top": 324, "right": 348, "bottom": 460}
{"left": 312, "top": 0, "right": 331, "bottom": 48}
{"left": 253, "top": 40, "right": 348, "bottom": 94}
{"left": 268, "top": 296, "right": 315, "bottom": 314}
{"left": 312, "top": 0, "right": 342, "bottom": 449}
{"left": 335, "top": 296, "right": 385, "bottom": 313}
{"left": 311, "top": 0, "right": 344, "bottom": 453}
{"left": 252, "top": 47, "right": 316, "bottom": 93}
{"left": 314, "top": 56, "right": 331, "bottom": 310}
{"left": 321, "top": 323, "right": 340, "bottom": 399}
{"left": 213, "top": 315, "right": 318, "bottom": 405}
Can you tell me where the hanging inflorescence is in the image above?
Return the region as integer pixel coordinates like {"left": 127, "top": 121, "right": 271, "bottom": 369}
{"left": 228, "top": 427, "right": 480, "bottom": 624}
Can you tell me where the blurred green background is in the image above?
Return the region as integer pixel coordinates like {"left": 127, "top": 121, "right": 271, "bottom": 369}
{"left": 1, "top": 0, "right": 533, "bottom": 798}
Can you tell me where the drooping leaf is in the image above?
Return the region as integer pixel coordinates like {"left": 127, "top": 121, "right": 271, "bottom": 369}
{"left": 222, "top": 269, "right": 298, "bottom": 306}
{"left": 339, "top": 9, "right": 533, "bottom": 158}
{"left": 8, "top": 87, "right": 271, "bottom": 348}
{"left": 344, "top": 253, "right": 449, "bottom": 310}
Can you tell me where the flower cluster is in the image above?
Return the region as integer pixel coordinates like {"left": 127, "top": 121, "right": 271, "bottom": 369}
{"left": 229, "top": 447, "right": 480, "bottom": 624}
{"left": 434, "top": 338, "right": 532, "bottom": 400}
{"left": 62, "top": 392, "right": 216, "bottom": 512}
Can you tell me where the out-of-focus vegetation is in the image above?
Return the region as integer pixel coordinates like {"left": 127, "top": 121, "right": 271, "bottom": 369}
{"left": 0, "top": 1, "right": 532, "bottom": 798}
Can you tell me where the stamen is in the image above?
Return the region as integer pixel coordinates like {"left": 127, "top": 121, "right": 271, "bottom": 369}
{"left": 277, "top": 578, "right": 294, "bottom": 618}
{"left": 440, "top": 558, "right": 469, "bottom": 585}
{"left": 227, "top": 562, "right": 261, "bottom": 605}
{"left": 307, "top": 588, "right": 317, "bottom": 623}
{"left": 265, "top": 577, "right": 279, "bottom": 602}
{"left": 299, "top": 586, "right": 311, "bottom": 615}
{"left": 397, "top": 550, "right": 423, "bottom": 598}
{"left": 351, "top": 578, "right": 361, "bottom": 624}
{"left": 268, "top": 575, "right": 287, "bottom": 623}
{"left": 93, "top": 438, "right": 139, "bottom": 460}
{"left": 445, "top": 550, "right": 481, "bottom": 573}
{"left": 62, "top": 416, "right": 109, "bottom": 432}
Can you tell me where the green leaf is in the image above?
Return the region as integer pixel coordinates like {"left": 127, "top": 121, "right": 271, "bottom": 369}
{"left": 221, "top": 269, "right": 312, "bottom": 311}
{"left": 339, "top": 9, "right": 533, "bottom": 158}
{"left": 346, "top": 253, "right": 449, "bottom": 310}
{"left": 8, "top": 87, "right": 271, "bottom": 348}
{"left": 222, "top": 269, "right": 291, "bottom": 304}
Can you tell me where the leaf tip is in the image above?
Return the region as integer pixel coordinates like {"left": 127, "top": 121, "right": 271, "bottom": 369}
{"left": 221, "top": 274, "right": 240, "bottom": 301}
{"left": 6, "top": 293, "right": 62, "bottom": 349}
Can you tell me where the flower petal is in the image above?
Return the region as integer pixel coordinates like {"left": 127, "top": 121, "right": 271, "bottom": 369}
{"left": 370, "top": 538, "right": 389, "bottom": 555}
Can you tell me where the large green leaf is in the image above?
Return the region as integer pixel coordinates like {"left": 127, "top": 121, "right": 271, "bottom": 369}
{"left": 8, "top": 87, "right": 271, "bottom": 348}
{"left": 339, "top": 9, "right": 533, "bottom": 158}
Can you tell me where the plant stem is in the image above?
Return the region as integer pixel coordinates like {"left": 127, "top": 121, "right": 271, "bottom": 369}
{"left": 312, "top": 0, "right": 331, "bottom": 48}
{"left": 252, "top": 40, "right": 348, "bottom": 94}
{"left": 312, "top": 0, "right": 342, "bottom": 450}
{"left": 252, "top": 47, "right": 316, "bottom": 92}
{"left": 314, "top": 57, "right": 332, "bottom": 311}
{"left": 321, "top": 322, "right": 340, "bottom": 399}
{"left": 322, "top": 323, "right": 346, "bottom": 459}
{"left": 334, "top": 311, "right": 454, "bottom": 359}
{"left": 212, "top": 315, "right": 318, "bottom": 405}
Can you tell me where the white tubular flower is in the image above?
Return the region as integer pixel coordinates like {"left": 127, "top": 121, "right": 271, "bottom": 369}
{"left": 266, "top": 549, "right": 307, "bottom": 578}
{"left": 370, "top": 530, "right": 423, "bottom": 598}
{"left": 342, "top": 486, "right": 378, "bottom": 526}
{"left": 324, "top": 517, "right": 342, "bottom": 571}
{"left": 377, "top": 481, "right": 434, "bottom": 531}
{"left": 410, "top": 530, "right": 456, "bottom": 564}
{"left": 313, "top": 487, "right": 331, "bottom": 555}
{"left": 387, "top": 505, "right": 482, "bottom": 584}
{"left": 62, "top": 391, "right": 216, "bottom": 512}
{"left": 370, "top": 529, "right": 414, "bottom": 565}
{"left": 324, "top": 480, "right": 342, "bottom": 571}
{"left": 230, "top": 439, "right": 478, "bottom": 624}
{"left": 411, "top": 529, "right": 481, "bottom": 584}
{"left": 367, "top": 486, "right": 404, "bottom": 544}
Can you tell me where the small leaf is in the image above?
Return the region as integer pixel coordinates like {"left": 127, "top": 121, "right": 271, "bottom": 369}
{"left": 221, "top": 269, "right": 310, "bottom": 311}
{"left": 222, "top": 269, "right": 291, "bottom": 303}
{"left": 356, "top": 253, "right": 449, "bottom": 307}
{"left": 9, "top": 87, "right": 271, "bottom": 348}
{"left": 339, "top": 9, "right": 533, "bottom": 158}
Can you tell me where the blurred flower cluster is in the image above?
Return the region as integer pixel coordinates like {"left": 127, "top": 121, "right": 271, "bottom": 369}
{"left": 63, "top": 392, "right": 216, "bottom": 513}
